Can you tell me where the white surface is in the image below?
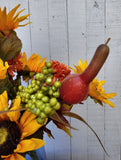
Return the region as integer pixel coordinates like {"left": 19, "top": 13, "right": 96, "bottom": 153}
{"left": 0, "top": 1, "right": 120, "bottom": 160}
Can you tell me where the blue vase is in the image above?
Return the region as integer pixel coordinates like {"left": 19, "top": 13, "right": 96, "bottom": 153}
{"left": 25, "top": 146, "right": 47, "bottom": 160}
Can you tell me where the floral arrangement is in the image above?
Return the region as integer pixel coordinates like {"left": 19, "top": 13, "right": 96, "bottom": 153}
{"left": 0, "top": 4, "right": 116, "bottom": 160}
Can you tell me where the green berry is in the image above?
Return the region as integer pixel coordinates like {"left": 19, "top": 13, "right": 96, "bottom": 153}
{"left": 35, "top": 108, "right": 41, "bottom": 116}
{"left": 44, "top": 106, "right": 52, "bottom": 114}
{"left": 37, "top": 117, "right": 45, "bottom": 124}
{"left": 45, "top": 77, "right": 52, "bottom": 85}
{"left": 50, "top": 98, "right": 57, "bottom": 106}
{"left": 36, "top": 100, "right": 43, "bottom": 108}
{"left": 31, "top": 95, "right": 36, "bottom": 99}
{"left": 31, "top": 98, "right": 36, "bottom": 103}
{"left": 48, "top": 68, "right": 54, "bottom": 73}
{"left": 16, "top": 92, "right": 20, "bottom": 96}
{"left": 42, "top": 68, "right": 49, "bottom": 75}
{"left": 25, "top": 98, "right": 29, "bottom": 103}
{"left": 48, "top": 89, "right": 53, "bottom": 96}
{"left": 31, "top": 104, "right": 36, "bottom": 110}
{"left": 40, "top": 112, "right": 47, "bottom": 119}
{"left": 53, "top": 102, "right": 61, "bottom": 110}
{"left": 27, "top": 84, "right": 32, "bottom": 89}
{"left": 36, "top": 80, "right": 41, "bottom": 85}
{"left": 25, "top": 104, "right": 29, "bottom": 108}
{"left": 39, "top": 103, "right": 46, "bottom": 111}
{"left": 35, "top": 73, "right": 45, "bottom": 81}
{"left": 27, "top": 108, "right": 31, "bottom": 112}
{"left": 53, "top": 91, "right": 60, "bottom": 98}
{"left": 54, "top": 81, "right": 61, "bottom": 88}
{"left": 31, "top": 79, "right": 36, "bottom": 84}
{"left": 31, "top": 83, "right": 36, "bottom": 88}
{"left": 28, "top": 88, "right": 33, "bottom": 94}
{"left": 22, "top": 97, "right": 25, "bottom": 102}
{"left": 52, "top": 86, "right": 56, "bottom": 91}
{"left": 18, "top": 85, "right": 23, "bottom": 91}
{"left": 28, "top": 100, "right": 32, "bottom": 108}
{"left": 36, "top": 92, "right": 43, "bottom": 99}
{"left": 25, "top": 93, "right": 30, "bottom": 99}
{"left": 41, "top": 96, "right": 49, "bottom": 103}
{"left": 34, "top": 85, "right": 40, "bottom": 91}
{"left": 41, "top": 86, "right": 48, "bottom": 92}
{"left": 46, "top": 61, "right": 52, "bottom": 68}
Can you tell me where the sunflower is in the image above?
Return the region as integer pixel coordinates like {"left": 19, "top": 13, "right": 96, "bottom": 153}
{"left": 70, "top": 59, "right": 116, "bottom": 108}
{"left": 0, "top": 91, "right": 46, "bottom": 160}
{"left": 20, "top": 52, "right": 46, "bottom": 73}
{"left": 0, "top": 59, "right": 9, "bottom": 79}
{"left": 0, "top": 4, "right": 30, "bottom": 33}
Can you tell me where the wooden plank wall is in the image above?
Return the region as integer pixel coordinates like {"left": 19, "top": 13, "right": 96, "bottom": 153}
{"left": 1, "top": 0, "right": 121, "bottom": 160}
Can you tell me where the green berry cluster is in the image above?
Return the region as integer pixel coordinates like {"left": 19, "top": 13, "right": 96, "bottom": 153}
{"left": 17, "top": 61, "right": 61, "bottom": 124}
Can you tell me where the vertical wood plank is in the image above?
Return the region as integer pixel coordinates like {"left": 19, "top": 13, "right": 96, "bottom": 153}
{"left": 44, "top": 0, "right": 71, "bottom": 160}
{"left": 86, "top": 1, "right": 105, "bottom": 160}
{"left": 104, "top": 0, "right": 121, "bottom": 159}
{"left": 67, "top": 0, "right": 88, "bottom": 160}
{"left": 29, "top": 0, "right": 50, "bottom": 57}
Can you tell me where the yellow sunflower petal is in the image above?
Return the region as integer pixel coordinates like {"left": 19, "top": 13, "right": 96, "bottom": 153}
{"left": 20, "top": 110, "right": 37, "bottom": 128}
{"left": 0, "top": 90, "right": 8, "bottom": 111}
{"left": 7, "top": 96, "right": 21, "bottom": 121}
{"left": 15, "top": 138, "right": 45, "bottom": 153}
{"left": 4, "top": 153, "right": 25, "bottom": 160}
{"left": 18, "top": 14, "right": 30, "bottom": 22}
{"left": 28, "top": 53, "right": 41, "bottom": 71}
{"left": 0, "top": 91, "right": 8, "bottom": 120}
{"left": 13, "top": 9, "right": 25, "bottom": 20}
{"left": 36, "top": 57, "right": 46, "bottom": 72}
{"left": 102, "top": 99, "right": 116, "bottom": 108}
{"left": 78, "top": 59, "right": 87, "bottom": 71}
{"left": 72, "top": 59, "right": 116, "bottom": 108}
{"left": 20, "top": 111, "right": 47, "bottom": 138}
{"left": 18, "top": 22, "right": 31, "bottom": 27}
{"left": 19, "top": 52, "right": 28, "bottom": 69}
{"left": 0, "top": 59, "right": 9, "bottom": 79}
{"left": 7, "top": 4, "right": 20, "bottom": 20}
{"left": 21, "top": 118, "right": 46, "bottom": 138}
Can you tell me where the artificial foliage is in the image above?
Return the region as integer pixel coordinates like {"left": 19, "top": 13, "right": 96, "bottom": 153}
{"left": 0, "top": 4, "right": 116, "bottom": 160}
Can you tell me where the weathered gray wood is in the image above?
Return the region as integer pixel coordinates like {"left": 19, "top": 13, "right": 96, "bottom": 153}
{"left": 67, "top": 0, "right": 88, "bottom": 160}
{"left": 86, "top": 1, "right": 105, "bottom": 160}
{"left": 104, "top": 1, "right": 121, "bottom": 160}
{"left": 44, "top": 1, "right": 71, "bottom": 159}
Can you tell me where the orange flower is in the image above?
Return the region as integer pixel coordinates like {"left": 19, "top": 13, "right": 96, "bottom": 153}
{"left": 20, "top": 52, "right": 46, "bottom": 73}
{"left": 0, "top": 91, "right": 46, "bottom": 160}
{"left": 51, "top": 60, "right": 71, "bottom": 82}
{"left": 7, "top": 53, "right": 24, "bottom": 77}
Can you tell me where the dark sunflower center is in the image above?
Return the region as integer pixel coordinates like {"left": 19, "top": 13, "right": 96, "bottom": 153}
{"left": 0, "top": 120, "right": 21, "bottom": 157}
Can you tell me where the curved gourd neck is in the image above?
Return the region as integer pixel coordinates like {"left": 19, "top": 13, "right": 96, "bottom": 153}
{"left": 80, "top": 38, "right": 110, "bottom": 84}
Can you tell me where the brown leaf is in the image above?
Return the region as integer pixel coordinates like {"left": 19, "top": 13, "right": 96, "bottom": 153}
{"left": 43, "top": 126, "right": 54, "bottom": 139}
{"left": 50, "top": 112, "right": 78, "bottom": 130}
{"left": 0, "top": 30, "right": 22, "bottom": 61}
